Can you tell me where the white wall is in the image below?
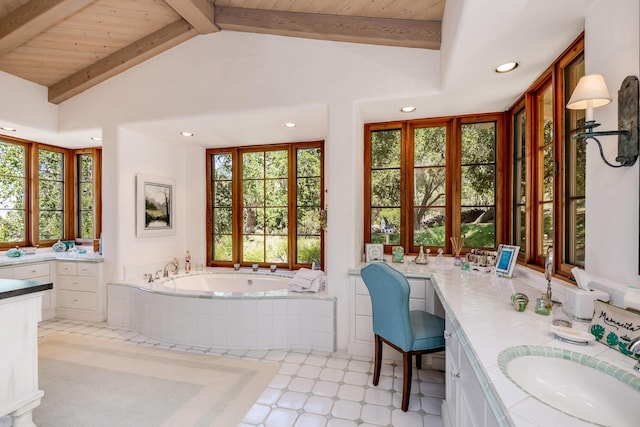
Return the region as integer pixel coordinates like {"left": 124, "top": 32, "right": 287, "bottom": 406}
{"left": 584, "top": 0, "right": 640, "bottom": 286}
{"left": 101, "top": 127, "right": 187, "bottom": 283}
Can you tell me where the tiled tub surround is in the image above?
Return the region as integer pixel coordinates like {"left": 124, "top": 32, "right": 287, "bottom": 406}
{"left": 107, "top": 270, "right": 336, "bottom": 352}
{"left": 351, "top": 260, "right": 640, "bottom": 426}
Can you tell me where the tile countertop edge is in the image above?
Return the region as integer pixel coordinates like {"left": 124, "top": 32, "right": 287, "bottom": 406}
{"left": 433, "top": 279, "right": 515, "bottom": 427}
{"left": 0, "top": 252, "right": 104, "bottom": 267}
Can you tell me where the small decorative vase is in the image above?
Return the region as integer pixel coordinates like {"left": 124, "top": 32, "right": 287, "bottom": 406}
{"left": 415, "top": 245, "right": 428, "bottom": 264}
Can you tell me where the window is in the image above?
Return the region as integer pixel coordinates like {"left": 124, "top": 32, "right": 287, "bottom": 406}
{"left": 38, "top": 147, "right": 66, "bottom": 242}
{"left": 512, "top": 102, "right": 527, "bottom": 256}
{"left": 0, "top": 136, "right": 101, "bottom": 248}
{"left": 76, "top": 149, "right": 102, "bottom": 240}
{"left": 562, "top": 52, "right": 586, "bottom": 269}
{"left": 365, "top": 116, "right": 502, "bottom": 254}
{"left": 534, "top": 81, "right": 554, "bottom": 262}
{"left": 207, "top": 142, "right": 324, "bottom": 268}
{"left": 508, "top": 33, "right": 584, "bottom": 274}
{"left": 0, "top": 139, "right": 27, "bottom": 245}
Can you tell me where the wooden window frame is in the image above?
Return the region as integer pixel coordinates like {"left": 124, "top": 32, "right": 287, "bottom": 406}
{"left": 206, "top": 141, "right": 324, "bottom": 269}
{"left": 507, "top": 33, "right": 585, "bottom": 278}
{"left": 75, "top": 148, "right": 102, "bottom": 241}
{"left": 364, "top": 113, "right": 506, "bottom": 255}
{"left": 0, "top": 135, "right": 101, "bottom": 249}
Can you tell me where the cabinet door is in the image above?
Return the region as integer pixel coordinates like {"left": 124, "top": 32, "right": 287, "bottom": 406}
{"left": 459, "top": 348, "right": 488, "bottom": 427}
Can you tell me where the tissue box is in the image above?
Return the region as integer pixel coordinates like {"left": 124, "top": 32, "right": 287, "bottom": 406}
{"left": 564, "top": 287, "right": 610, "bottom": 320}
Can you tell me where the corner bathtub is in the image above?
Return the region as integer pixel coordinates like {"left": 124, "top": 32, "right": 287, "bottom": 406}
{"left": 107, "top": 271, "right": 335, "bottom": 352}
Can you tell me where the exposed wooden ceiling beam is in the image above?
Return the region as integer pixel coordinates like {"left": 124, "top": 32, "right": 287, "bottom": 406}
{"left": 214, "top": 6, "right": 440, "bottom": 50}
{"left": 164, "top": 0, "right": 219, "bottom": 34}
{"left": 48, "top": 19, "right": 197, "bottom": 104}
{"left": 0, "top": 0, "right": 95, "bottom": 57}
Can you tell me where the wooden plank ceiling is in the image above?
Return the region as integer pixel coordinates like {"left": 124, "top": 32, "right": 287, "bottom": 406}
{"left": 0, "top": 0, "right": 444, "bottom": 104}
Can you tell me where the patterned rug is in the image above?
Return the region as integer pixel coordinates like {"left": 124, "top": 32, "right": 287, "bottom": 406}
{"left": 33, "top": 334, "right": 279, "bottom": 427}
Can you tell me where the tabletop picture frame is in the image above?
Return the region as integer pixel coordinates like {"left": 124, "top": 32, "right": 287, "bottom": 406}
{"left": 494, "top": 244, "right": 519, "bottom": 278}
{"left": 365, "top": 243, "right": 384, "bottom": 262}
{"left": 136, "top": 174, "right": 175, "bottom": 237}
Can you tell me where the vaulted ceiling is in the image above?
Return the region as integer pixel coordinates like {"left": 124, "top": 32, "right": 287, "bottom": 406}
{"left": 0, "top": 0, "right": 444, "bottom": 104}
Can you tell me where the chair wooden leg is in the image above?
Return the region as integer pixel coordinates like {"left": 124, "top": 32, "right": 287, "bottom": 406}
{"left": 373, "top": 334, "right": 382, "bottom": 386}
{"left": 416, "top": 353, "right": 422, "bottom": 370}
{"left": 402, "top": 352, "right": 412, "bottom": 412}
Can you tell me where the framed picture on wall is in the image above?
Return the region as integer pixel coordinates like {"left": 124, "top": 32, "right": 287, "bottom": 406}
{"left": 136, "top": 174, "right": 175, "bottom": 237}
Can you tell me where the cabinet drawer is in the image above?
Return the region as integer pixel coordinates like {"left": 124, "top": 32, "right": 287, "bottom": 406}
{"left": 76, "top": 262, "right": 98, "bottom": 277}
{"left": 57, "top": 262, "right": 77, "bottom": 275}
{"left": 58, "top": 275, "right": 97, "bottom": 292}
{"left": 14, "top": 262, "right": 50, "bottom": 279}
{"left": 0, "top": 266, "right": 12, "bottom": 279}
{"left": 58, "top": 290, "right": 97, "bottom": 311}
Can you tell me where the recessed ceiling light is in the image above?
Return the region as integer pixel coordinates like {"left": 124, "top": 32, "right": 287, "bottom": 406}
{"left": 495, "top": 61, "right": 519, "bottom": 73}
{"left": 91, "top": 136, "right": 102, "bottom": 141}
{"left": 180, "top": 131, "right": 194, "bottom": 137}
{"left": 400, "top": 106, "right": 416, "bottom": 113}
{"left": 1, "top": 126, "right": 16, "bottom": 131}
{"left": 283, "top": 122, "right": 296, "bottom": 128}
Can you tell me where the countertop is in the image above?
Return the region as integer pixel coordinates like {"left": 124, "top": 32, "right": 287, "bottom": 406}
{"left": 0, "top": 251, "right": 103, "bottom": 267}
{"left": 0, "top": 278, "right": 53, "bottom": 300}
{"left": 350, "top": 259, "right": 640, "bottom": 426}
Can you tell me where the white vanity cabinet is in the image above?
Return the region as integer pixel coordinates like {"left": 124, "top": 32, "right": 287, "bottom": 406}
{"left": 56, "top": 260, "right": 105, "bottom": 321}
{"left": 0, "top": 261, "right": 54, "bottom": 320}
{"left": 348, "top": 273, "right": 445, "bottom": 369}
{"left": 443, "top": 315, "right": 500, "bottom": 427}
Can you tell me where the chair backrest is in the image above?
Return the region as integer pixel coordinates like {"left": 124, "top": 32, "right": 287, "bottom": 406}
{"left": 361, "top": 262, "right": 413, "bottom": 351}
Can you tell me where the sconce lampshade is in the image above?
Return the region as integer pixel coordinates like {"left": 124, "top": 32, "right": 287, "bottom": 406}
{"left": 566, "top": 74, "right": 612, "bottom": 115}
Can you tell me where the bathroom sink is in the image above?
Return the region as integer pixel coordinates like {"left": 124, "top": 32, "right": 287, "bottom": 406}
{"left": 498, "top": 346, "right": 640, "bottom": 426}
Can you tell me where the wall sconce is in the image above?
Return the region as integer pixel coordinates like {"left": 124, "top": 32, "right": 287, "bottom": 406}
{"left": 566, "top": 74, "right": 639, "bottom": 168}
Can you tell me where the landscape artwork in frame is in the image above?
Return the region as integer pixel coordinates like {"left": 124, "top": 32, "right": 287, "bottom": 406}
{"left": 136, "top": 174, "right": 175, "bottom": 237}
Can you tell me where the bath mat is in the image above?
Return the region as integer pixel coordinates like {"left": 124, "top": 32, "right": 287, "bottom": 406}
{"left": 33, "top": 333, "right": 279, "bottom": 427}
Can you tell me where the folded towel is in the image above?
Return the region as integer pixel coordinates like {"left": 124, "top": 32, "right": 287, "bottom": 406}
{"left": 295, "top": 268, "right": 324, "bottom": 281}
{"left": 289, "top": 279, "right": 325, "bottom": 293}
{"left": 289, "top": 268, "right": 325, "bottom": 292}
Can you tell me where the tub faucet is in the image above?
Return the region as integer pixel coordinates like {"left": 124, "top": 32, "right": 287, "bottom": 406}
{"left": 629, "top": 336, "right": 640, "bottom": 372}
{"left": 163, "top": 258, "right": 179, "bottom": 277}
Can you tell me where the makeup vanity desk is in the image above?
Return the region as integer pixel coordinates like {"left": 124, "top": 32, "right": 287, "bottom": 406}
{"left": 349, "top": 259, "right": 639, "bottom": 426}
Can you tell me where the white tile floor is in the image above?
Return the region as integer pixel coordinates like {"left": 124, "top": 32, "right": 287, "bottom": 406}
{"left": 38, "top": 319, "right": 445, "bottom": 427}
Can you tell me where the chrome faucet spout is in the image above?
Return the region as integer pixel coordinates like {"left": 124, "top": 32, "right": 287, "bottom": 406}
{"left": 163, "top": 258, "right": 179, "bottom": 277}
{"left": 629, "top": 337, "right": 640, "bottom": 372}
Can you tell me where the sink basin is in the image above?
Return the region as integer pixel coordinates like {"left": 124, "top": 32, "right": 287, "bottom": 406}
{"left": 498, "top": 346, "right": 640, "bottom": 426}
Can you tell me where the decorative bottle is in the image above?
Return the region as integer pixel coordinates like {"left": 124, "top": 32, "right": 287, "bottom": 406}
{"left": 185, "top": 250, "right": 191, "bottom": 272}
{"left": 415, "top": 245, "right": 428, "bottom": 264}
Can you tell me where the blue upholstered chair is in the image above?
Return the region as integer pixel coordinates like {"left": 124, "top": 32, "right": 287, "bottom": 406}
{"left": 360, "top": 262, "right": 445, "bottom": 411}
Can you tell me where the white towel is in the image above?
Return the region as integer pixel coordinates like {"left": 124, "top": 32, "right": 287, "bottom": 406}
{"left": 289, "top": 268, "right": 325, "bottom": 292}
